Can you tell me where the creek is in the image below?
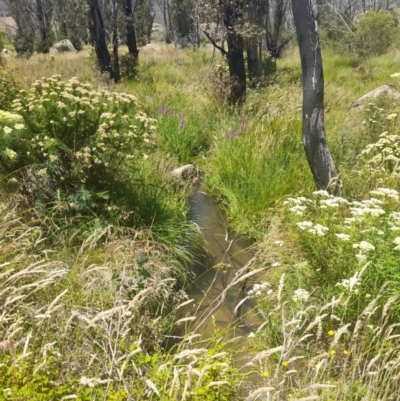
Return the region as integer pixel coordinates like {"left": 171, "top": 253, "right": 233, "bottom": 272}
{"left": 184, "top": 185, "right": 262, "bottom": 339}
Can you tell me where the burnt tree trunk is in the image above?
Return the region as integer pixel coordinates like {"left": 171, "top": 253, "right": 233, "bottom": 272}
{"left": 111, "top": 0, "right": 120, "bottom": 82}
{"left": 247, "top": 44, "right": 263, "bottom": 87}
{"left": 224, "top": 1, "right": 246, "bottom": 104}
{"left": 36, "top": 0, "right": 46, "bottom": 48}
{"left": 266, "top": 0, "right": 288, "bottom": 58}
{"left": 88, "top": 0, "right": 113, "bottom": 78}
{"left": 247, "top": 0, "right": 265, "bottom": 87}
{"left": 123, "top": 0, "right": 139, "bottom": 58}
{"left": 291, "top": 0, "right": 340, "bottom": 193}
{"left": 36, "top": 0, "right": 52, "bottom": 53}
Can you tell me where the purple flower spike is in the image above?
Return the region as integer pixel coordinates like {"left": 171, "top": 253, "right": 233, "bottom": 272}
{"left": 239, "top": 112, "right": 246, "bottom": 133}
{"left": 158, "top": 102, "right": 173, "bottom": 115}
{"left": 228, "top": 127, "right": 238, "bottom": 139}
{"left": 179, "top": 113, "right": 185, "bottom": 131}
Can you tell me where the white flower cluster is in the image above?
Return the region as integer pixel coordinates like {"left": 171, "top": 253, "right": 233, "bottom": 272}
{"left": 358, "top": 131, "right": 400, "bottom": 175}
{"left": 389, "top": 212, "right": 400, "bottom": 233}
{"left": 292, "top": 288, "right": 310, "bottom": 303}
{"left": 283, "top": 197, "right": 313, "bottom": 216}
{"left": 353, "top": 240, "right": 375, "bottom": 252}
{"left": 294, "top": 261, "right": 309, "bottom": 269}
{"left": 336, "top": 271, "right": 361, "bottom": 293}
{"left": 297, "top": 221, "right": 329, "bottom": 236}
{"left": 349, "top": 198, "right": 386, "bottom": 221}
{"left": 370, "top": 188, "right": 399, "bottom": 202}
{"left": 335, "top": 233, "right": 351, "bottom": 241}
{"left": 353, "top": 240, "right": 375, "bottom": 263}
{"left": 248, "top": 282, "right": 273, "bottom": 297}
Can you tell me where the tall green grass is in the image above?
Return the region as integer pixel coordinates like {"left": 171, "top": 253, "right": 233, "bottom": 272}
{"left": 204, "top": 115, "right": 314, "bottom": 237}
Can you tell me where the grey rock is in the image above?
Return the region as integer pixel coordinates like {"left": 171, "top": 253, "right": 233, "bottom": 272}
{"left": 353, "top": 84, "right": 400, "bottom": 109}
{"left": 172, "top": 164, "right": 195, "bottom": 180}
{"left": 52, "top": 39, "right": 78, "bottom": 53}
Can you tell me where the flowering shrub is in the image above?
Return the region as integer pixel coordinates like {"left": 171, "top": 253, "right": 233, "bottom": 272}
{"left": 2, "top": 75, "right": 156, "bottom": 225}
{"left": 282, "top": 187, "right": 400, "bottom": 320}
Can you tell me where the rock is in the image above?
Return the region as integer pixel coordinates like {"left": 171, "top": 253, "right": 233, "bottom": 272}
{"left": 172, "top": 164, "right": 195, "bottom": 180}
{"left": 1, "top": 48, "right": 10, "bottom": 55}
{"left": 152, "top": 23, "right": 163, "bottom": 32}
{"left": 52, "top": 39, "right": 78, "bottom": 53}
{"left": 353, "top": 84, "right": 400, "bottom": 109}
{"left": 49, "top": 47, "right": 59, "bottom": 54}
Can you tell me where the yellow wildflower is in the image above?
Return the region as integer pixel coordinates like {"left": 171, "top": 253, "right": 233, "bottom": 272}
{"left": 282, "top": 361, "right": 288, "bottom": 367}
{"left": 262, "top": 371, "right": 269, "bottom": 377}
{"left": 329, "top": 350, "right": 336, "bottom": 356}
{"left": 328, "top": 330, "right": 335, "bottom": 336}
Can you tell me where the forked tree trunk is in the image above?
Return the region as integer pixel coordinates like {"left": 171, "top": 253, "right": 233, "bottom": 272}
{"left": 291, "top": 0, "right": 340, "bottom": 193}
{"left": 88, "top": 0, "right": 113, "bottom": 78}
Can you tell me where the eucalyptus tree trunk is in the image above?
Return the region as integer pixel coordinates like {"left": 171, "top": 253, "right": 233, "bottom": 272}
{"left": 35, "top": 0, "right": 53, "bottom": 53}
{"left": 291, "top": 0, "right": 340, "bottom": 193}
{"left": 224, "top": 1, "right": 246, "bottom": 104}
{"left": 246, "top": 0, "right": 265, "bottom": 87}
{"left": 123, "top": 0, "right": 139, "bottom": 58}
{"left": 88, "top": 0, "right": 113, "bottom": 78}
{"left": 246, "top": 44, "right": 263, "bottom": 87}
{"left": 111, "top": 0, "right": 120, "bottom": 82}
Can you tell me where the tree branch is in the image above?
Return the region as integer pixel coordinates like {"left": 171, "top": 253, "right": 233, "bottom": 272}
{"left": 203, "top": 30, "right": 228, "bottom": 57}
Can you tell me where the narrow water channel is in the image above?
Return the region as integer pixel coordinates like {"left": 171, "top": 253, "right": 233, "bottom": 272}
{"left": 186, "top": 185, "right": 261, "bottom": 339}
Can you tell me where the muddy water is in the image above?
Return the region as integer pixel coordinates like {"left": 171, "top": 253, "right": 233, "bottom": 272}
{"left": 186, "top": 186, "right": 260, "bottom": 339}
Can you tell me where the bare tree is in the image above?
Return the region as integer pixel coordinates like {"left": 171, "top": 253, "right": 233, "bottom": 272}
{"left": 266, "top": 0, "right": 294, "bottom": 58}
{"left": 291, "top": 0, "right": 341, "bottom": 193}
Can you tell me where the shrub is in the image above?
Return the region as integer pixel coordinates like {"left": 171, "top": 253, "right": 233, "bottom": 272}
{"left": 3, "top": 75, "right": 156, "bottom": 227}
{"left": 321, "top": 11, "right": 398, "bottom": 58}
{"left": 209, "top": 60, "right": 233, "bottom": 104}
{"left": 282, "top": 186, "right": 400, "bottom": 322}
{"left": 13, "top": 29, "right": 35, "bottom": 57}
{"left": 352, "top": 11, "right": 398, "bottom": 57}
{"left": 119, "top": 52, "right": 139, "bottom": 79}
{"left": 0, "top": 62, "right": 20, "bottom": 111}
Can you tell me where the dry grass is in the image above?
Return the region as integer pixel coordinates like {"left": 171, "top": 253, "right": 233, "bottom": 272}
{"left": 8, "top": 49, "right": 97, "bottom": 89}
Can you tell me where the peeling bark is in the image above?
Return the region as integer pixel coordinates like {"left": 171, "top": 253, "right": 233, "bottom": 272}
{"left": 291, "top": 0, "right": 340, "bottom": 193}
